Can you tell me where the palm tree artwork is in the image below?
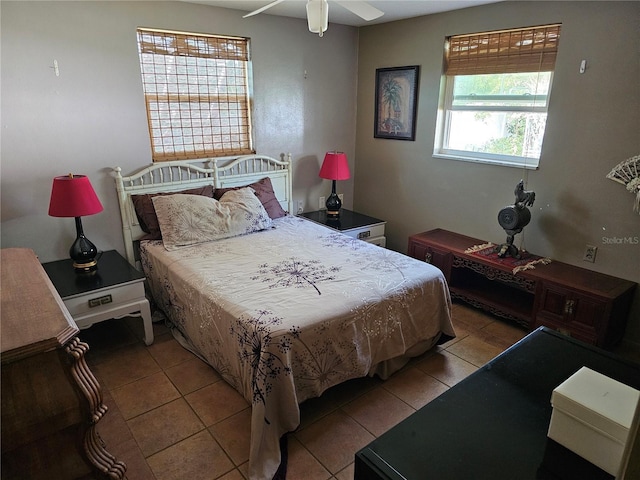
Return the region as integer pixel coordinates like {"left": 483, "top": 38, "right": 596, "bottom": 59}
{"left": 375, "top": 66, "right": 419, "bottom": 140}
{"left": 380, "top": 77, "right": 404, "bottom": 134}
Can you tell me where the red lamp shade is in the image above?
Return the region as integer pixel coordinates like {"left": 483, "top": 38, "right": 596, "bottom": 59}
{"left": 319, "top": 152, "right": 350, "bottom": 181}
{"left": 48, "top": 174, "right": 103, "bottom": 218}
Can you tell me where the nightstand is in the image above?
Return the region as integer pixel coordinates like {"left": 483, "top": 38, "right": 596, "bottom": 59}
{"left": 299, "top": 209, "right": 386, "bottom": 247}
{"left": 42, "top": 250, "right": 153, "bottom": 345}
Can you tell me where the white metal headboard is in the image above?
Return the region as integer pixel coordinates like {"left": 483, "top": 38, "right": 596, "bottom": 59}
{"left": 113, "top": 153, "right": 293, "bottom": 267}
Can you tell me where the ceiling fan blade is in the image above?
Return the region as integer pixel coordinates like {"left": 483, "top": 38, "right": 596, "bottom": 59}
{"left": 334, "top": 0, "right": 384, "bottom": 21}
{"left": 242, "top": 0, "right": 287, "bottom": 18}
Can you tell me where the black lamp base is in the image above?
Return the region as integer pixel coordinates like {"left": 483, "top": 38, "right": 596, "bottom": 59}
{"left": 326, "top": 180, "right": 342, "bottom": 218}
{"left": 70, "top": 217, "right": 99, "bottom": 273}
{"left": 72, "top": 258, "right": 98, "bottom": 273}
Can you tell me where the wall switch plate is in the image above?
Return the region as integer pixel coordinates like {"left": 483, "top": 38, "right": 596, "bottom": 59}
{"left": 319, "top": 196, "right": 325, "bottom": 210}
{"left": 583, "top": 245, "right": 597, "bottom": 263}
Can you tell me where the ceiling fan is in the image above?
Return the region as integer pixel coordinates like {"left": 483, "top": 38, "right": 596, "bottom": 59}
{"left": 243, "top": 0, "right": 384, "bottom": 37}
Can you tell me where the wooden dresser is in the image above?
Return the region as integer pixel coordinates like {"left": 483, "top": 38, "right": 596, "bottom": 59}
{"left": 408, "top": 229, "right": 637, "bottom": 349}
{"left": 1, "top": 248, "right": 126, "bottom": 479}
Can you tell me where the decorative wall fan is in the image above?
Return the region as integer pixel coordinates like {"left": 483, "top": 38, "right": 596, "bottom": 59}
{"left": 606, "top": 154, "right": 640, "bottom": 214}
{"left": 243, "top": 0, "right": 384, "bottom": 36}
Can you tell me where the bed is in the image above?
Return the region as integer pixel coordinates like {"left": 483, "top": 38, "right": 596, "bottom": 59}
{"left": 113, "top": 154, "right": 455, "bottom": 480}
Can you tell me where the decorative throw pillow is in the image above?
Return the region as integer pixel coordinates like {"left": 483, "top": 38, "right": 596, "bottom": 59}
{"left": 152, "top": 187, "right": 272, "bottom": 250}
{"left": 132, "top": 185, "right": 214, "bottom": 240}
{"left": 214, "top": 177, "right": 287, "bottom": 219}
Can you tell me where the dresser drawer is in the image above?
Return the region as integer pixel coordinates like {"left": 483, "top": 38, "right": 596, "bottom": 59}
{"left": 341, "top": 223, "right": 385, "bottom": 242}
{"left": 63, "top": 281, "right": 146, "bottom": 317}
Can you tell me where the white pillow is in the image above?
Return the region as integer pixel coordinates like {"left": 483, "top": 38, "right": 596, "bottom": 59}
{"left": 152, "top": 187, "right": 272, "bottom": 250}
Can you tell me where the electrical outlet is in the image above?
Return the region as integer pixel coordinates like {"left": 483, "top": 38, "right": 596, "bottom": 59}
{"left": 319, "top": 196, "right": 325, "bottom": 210}
{"left": 583, "top": 245, "right": 597, "bottom": 263}
{"left": 297, "top": 200, "right": 304, "bottom": 214}
{"left": 338, "top": 193, "right": 344, "bottom": 203}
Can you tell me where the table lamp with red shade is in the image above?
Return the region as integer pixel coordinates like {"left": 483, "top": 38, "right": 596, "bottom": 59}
{"left": 319, "top": 151, "right": 350, "bottom": 218}
{"left": 48, "top": 174, "right": 104, "bottom": 272}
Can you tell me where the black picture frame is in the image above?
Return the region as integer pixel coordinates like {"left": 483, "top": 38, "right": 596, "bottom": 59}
{"left": 374, "top": 65, "right": 420, "bottom": 141}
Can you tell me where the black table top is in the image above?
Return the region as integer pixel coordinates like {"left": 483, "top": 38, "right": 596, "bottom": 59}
{"left": 355, "top": 327, "right": 640, "bottom": 480}
{"left": 299, "top": 209, "right": 384, "bottom": 231}
{"left": 42, "top": 250, "right": 144, "bottom": 299}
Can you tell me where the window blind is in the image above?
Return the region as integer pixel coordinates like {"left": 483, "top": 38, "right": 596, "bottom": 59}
{"left": 445, "top": 24, "right": 561, "bottom": 76}
{"left": 137, "top": 28, "right": 253, "bottom": 162}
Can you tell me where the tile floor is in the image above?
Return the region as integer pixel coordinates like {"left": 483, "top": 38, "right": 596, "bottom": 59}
{"left": 81, "top": 303, "right": 587, "bottom": 479}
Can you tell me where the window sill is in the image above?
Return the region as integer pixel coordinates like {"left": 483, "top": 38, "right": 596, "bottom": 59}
{"left": 433, "top": 152, "right": 539, "bottom": 170}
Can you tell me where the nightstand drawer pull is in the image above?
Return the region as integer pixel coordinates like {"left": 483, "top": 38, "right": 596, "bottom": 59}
{"left": 88, "top": 294, "right": 112, "bottom": 308}
{"left": 358, "top": 230, "right": 371, "bottom": 239}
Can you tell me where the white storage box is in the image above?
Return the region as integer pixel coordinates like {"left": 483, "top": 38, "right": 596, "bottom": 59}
{"left": 548, "top": 366, "right": 640, "bottom": 477}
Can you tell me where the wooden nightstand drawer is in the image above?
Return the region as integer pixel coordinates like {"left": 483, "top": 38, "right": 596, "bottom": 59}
{"left": 42, "top": 250, "right": 154, "bottom": 345}
{"left": 365, "top": 235, "right": 386, "bottom": 247}
{"left": 63, "top": 280, "right": 146, "bottom": 317}
{"left": 340, "top": 223, "right": 385, "bottom": 241}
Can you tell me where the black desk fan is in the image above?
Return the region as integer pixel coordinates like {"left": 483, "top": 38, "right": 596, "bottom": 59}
{"left": 496, "top": 180, "right": 536, "bottom": 259}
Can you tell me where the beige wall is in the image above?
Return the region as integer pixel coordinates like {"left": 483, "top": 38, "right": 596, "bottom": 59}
{"left": 355, "top": 1, "right": 640, "bottom": 346}
{"left": 2, "top": 1, "right": 638, "bottom": 347}
{"left": 0, "top": 0, "right": 358, "bottom": 261}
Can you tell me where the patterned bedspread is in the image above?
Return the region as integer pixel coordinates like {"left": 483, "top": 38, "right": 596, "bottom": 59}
{"left": 141, "top": 215, "right": 454, "bottom": 480}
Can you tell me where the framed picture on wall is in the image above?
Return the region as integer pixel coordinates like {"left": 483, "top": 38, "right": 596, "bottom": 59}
{"left": 374, "top": 65, "right": 420, "bottom": 141}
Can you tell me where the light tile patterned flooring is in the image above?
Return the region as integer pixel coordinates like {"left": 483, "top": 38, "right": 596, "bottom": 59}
{"left": 83, "top": 303, "right": 531, "bottom": 480}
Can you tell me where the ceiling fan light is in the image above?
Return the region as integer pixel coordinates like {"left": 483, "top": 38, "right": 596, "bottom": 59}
{"left": 307, "top": 0, "right": 329, "bottom": 36}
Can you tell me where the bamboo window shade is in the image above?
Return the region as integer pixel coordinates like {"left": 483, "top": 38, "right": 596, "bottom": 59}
{"left": 445, "top": 24, "right": 561, "bottom": 76}
{"left": 137, "top": 28, "right": 253, "bottom": 162}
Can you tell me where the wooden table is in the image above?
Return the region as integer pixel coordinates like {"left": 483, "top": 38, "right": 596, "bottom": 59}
{"left": 408, "top": 229, "right": 636, "bottom": 348}
{"left": 1, "top": 248, "right": 125, "bottom": 479}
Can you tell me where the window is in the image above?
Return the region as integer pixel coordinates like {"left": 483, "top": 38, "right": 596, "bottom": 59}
{"left": 435, "top": 24, "right": 561, "bottom": 168}
{"left": 137, "top": 28, "right": 254, "bottom": 162}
